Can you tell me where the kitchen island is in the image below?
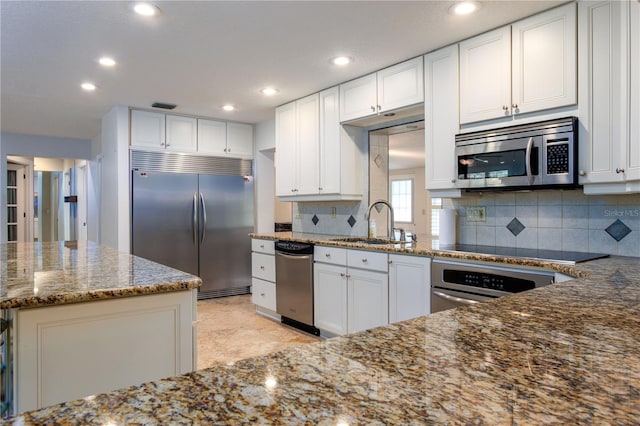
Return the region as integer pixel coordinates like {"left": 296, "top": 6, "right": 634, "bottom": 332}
{"left": 0, "top": 241, "right": 201, "bottom": 416}
{"left": 4, "top": 236, "right": 639, "bottom": 424}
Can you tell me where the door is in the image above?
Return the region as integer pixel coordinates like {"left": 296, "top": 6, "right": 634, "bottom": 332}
{"left": 314, "top": 262, "right": 348, "bottom": 336}
{"left": 348, "top": 268, "right": 388, "bottom": 334}
{"left": 389, "top": 254, "right": 431, "bottom": 323}
{"left": 226, "top": 122, "right": 254, "bottom": 158}
{"left": 377, "top": 57, "right": 424, "bottom": 113}
{"left": 339, "top": 73, "right": 377, "bottom": 122}
{"left": 131, "top": 110, "right": 165, "bottom": 149}
{"left": 131, "top": 171, "right": 199, "bottom": 276}
{"left": 197, "top": 119, "right": 227, "bottom": 155}
{"left": 198, "top": 174, "right": 254, "bottom": 295}
{"left": 275, "top": 102, "right": 297, "bottom": 196}
{"left": 165, "top": 115, "right": 197, "bottom": 152}
{"left": 296, "top": 94, "right": 320, "bottom": 195}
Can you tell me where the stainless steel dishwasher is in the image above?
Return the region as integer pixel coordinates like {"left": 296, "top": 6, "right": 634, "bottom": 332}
{"left": 275, "top": 241, "right": 319, "bottom": 335}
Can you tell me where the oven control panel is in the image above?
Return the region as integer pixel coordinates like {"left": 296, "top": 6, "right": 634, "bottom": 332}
{"left": 443, "top": 270, "right": 535, "bottom": 293}
{"left": 546, "top": 140, "right": 570, "bottom": 175}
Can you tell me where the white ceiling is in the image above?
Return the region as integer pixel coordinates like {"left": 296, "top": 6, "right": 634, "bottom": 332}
{"left": 1, "top": 0, "right": 566, "bottom": 141}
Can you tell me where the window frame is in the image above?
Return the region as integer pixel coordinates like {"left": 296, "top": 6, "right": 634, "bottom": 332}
{"left": 389, "top": 176, "right": 414, "bottom": 224}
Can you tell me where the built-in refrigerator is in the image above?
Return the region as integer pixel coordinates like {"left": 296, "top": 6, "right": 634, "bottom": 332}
{"left": 131, "top": 150, "right": 254, "bottom": 299}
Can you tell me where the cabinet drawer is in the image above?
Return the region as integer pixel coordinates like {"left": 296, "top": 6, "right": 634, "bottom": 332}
{"left": 252, "top": 252, "right": 275, "bottom": 282}
{"left": 314, "top": 246, "right": 347, "bottom": 265}
{"left": 252, "top": 278, "right": 276, "bottom": 311}
{"left": 347, "top": 249, "right": 389, "bottom": 272}
{"left": 252, "top": 239, "right": 275, "bottom": 255}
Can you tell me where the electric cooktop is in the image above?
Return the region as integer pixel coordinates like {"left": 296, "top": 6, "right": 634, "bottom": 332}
{"left": 437, "top": 244, "right": 610, "bottom": 265}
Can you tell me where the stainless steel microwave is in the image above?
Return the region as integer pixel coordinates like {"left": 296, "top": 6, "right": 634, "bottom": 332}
{"left": 455, "top": 117, "right": 579, "bottom": 191}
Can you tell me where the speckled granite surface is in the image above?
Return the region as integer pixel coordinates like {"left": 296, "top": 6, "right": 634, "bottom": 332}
{"left": 0, "top": 241, "right": 201, "bottom": 309}
{"left": 5, "top": 240, "right": 639, "bottom": 424}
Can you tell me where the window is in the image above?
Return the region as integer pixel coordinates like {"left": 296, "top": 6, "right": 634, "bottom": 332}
{"left": 431, "top": 197, "right": 442, "bottom": 237}
{"left": 390, "top": 178, "right": 413, "bottom": 223}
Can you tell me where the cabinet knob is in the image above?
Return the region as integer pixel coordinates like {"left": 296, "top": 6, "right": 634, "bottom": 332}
{"left": 579, "top": 170, "right": 586, "bottom": 177}
{"left": 512, "top": 104, "right": 518, "bottom": 109}
{"left": 371, "top": 105, "right": 375, "bottom": 112}
{"left": 502, "top": 105, "right": 509, "bottom": 111}
{"left": 340, "top": 273, "right": 346, "bottom": 277}
{"left": 388, "top": 260, "right": 393, "bottom": 264}
{"left": 361, "top": 258, "right": 368, "bottom": 263}
{"left": 318, "top": 187, "right": 323, "bottom": 191}
{"left": 260, "top": 244, "right": 265, "bottom": 248}
{"left": 260, "top": 293, "right": 265, "bottom": 297}
{"left": 260, "top": 266, "right": 265, "bottom": 270}
{"left": 616, "top": 168, "right": 625, "bottom": 174}
{"left": 377, "top": 105, "right": 381, "bottom": 111}
{"left": 224, "top": 148, "right": 227, "bottom": 152}
{"left": 451, "top": 179, "right": 456, "bottom": 183}
{"left": 325, "top": 253, "right": 331, "bottom": 258}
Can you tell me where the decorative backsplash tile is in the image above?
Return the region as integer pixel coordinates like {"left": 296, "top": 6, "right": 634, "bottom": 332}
{"left": 451, "top": 191, "right": 640, "bottom": 257}
{"left": 507, "top": 218, "right": 525, "bottom": 236}
{"left": 312, "top": 214, "right": 319, "bottom": 226}
{"left": 605, "top": 219, "right": 631, "bottom": 242}
{"left": 347, "top": 215, "right": 356, "bottom": 228}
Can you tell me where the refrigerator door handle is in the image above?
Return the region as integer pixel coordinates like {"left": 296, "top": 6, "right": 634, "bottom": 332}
{"left": 192, "top": 193, "right": 198, "bottom": 246}
{"left": 199, "top": 192, "right": 207, "bottom": 244}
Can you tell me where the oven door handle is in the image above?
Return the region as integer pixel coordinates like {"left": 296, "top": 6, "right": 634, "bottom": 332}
{"left": 432, "top": 290, "right": 481, "bottom": 305}
{"left": 525, "top": 136, "right": 534, "bottom": 185}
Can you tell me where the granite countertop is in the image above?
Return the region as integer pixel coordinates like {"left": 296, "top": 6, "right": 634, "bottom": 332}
{"left": 5, "top": 240, "right": 639, "bottom": 424}
{"left": 0, "top": 241, "right": 202, "bottom": 309}
{"left": 249, "top": 231, "right": 590, "bottom": 277}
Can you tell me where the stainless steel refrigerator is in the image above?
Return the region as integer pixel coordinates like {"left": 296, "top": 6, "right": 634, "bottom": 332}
{"left": 130, "top": 150, "right": 254, "bottom": 299}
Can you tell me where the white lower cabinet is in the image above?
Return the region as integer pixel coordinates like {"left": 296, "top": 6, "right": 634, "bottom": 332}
{"left": 313, "top": 262, "right": 348, "bottom": 336}
{"left": 251, "top": 239, "right": 278, "bottom": 318}
{"left": 314, "top": 247, "right": 389, "bottom": 336}
{"left": 389, "top": 254, "right": 431, "bottom": 323}
{"left": 15, "top": 290, "right": 196, "bottom": 413}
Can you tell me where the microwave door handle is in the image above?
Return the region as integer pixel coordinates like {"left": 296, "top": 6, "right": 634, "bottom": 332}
{"left": 525, "top": 137, "right": 534, "bottom": 185}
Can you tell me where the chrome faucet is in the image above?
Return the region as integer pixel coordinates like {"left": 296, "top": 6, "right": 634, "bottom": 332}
{"left": 366, "top": 199, "right": 394, "bottom": 240}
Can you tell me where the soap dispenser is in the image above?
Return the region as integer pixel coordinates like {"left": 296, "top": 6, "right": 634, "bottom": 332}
{"left": 369, "top": 219, "right": 376, "bottom": 238}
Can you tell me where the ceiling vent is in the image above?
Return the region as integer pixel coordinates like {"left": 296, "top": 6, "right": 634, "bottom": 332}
{"left": 151, "top": 102, "right": 177, "bottom": 110}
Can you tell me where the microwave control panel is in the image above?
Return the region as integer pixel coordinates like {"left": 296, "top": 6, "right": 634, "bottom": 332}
{"left": 546, "top": 140, "right": 570, "bottom": 175}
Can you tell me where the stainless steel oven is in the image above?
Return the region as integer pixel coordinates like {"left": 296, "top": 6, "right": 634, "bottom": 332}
{"left": 455, "top": 116, "right": 578, "bottom": 191}
{"left": 431, "top": 259, "right": 555, "bottom": 313}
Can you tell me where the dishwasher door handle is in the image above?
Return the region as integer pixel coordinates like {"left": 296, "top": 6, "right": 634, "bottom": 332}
{"left": 432, "top": 290, "right": 480, "bottom": 305}
{"left": 276, "top": 252, "right": 312, "bottom": 261}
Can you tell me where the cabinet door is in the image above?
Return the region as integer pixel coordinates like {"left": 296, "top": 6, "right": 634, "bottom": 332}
{"left": 296, "top": 93, "right": 320, "bottom": 195}
{"left": 425, "top": 45, "right": 460, "bottom": 191}
{"left": 389, "top": 255, "right": 430, "bottom": 323}
{"left": 347, "top": 268, "right": 388, "bottom": 334}
{"left": 165, "top": 115, "right": 197, "bottom": 152}
{"left": 578, "top": 0, "right": 629, "bottom": 185}
{"left": 314, "top": 263, "right": 348, "bottom": 336}
{"left": 227, "top": 122, "right": 254, "bottom": 158}
{"left": 512, "top": 2, "right": 577, "bottom": 115}
{"left": 627, "top": 0, "right": 640, "bottom": 182}
{"left": 377, "top": 57, "right": 424, "bottom": 113}
{"left": 339, "top": 73, "right": 377, "bottom": 122}
{"left": 319, "top": 86, "right": 341, "bottom": 194}
{"left": 197, "top": 118, "right": 227, "bottom": 155}
{"left": 131, "top": 110, "right": 165, "bottom": 149}
{"left": 275, "top": 102, "right": 298, "bottom": 196}
{"left": 459, "top": 26, "right": 512, "bottom": 124}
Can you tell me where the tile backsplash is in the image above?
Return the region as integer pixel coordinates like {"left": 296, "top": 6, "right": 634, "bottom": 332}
{"left": 449, "top": 190, "right": 640, "bottom": 257}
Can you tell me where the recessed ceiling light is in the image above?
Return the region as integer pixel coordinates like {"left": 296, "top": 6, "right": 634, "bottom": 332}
{"left": 222, "top": 104, "right": 235, "bottom": 111}
{"left": 449, "top": 1, "right": 480, "bottom": 15}
{"left": 331, "top": 56, "right": 353, "bottom": 66}
{"left": 131, "top": 2, "right": 161, "bottom": 17}
{"left": 260, "top": 87, "right": 279, "bottom": 96}
{"left": 99, "top": 57, "right": 116, "bottom": 67}
{"left": 81, "top": 82, "right": 97, "bottom": 91}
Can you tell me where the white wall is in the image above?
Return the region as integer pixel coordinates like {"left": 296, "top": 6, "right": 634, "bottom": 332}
{"left": 100, "top": 106, "right": 130, "bottom": 252}
{"left": 0, "top": 132, "right": 91, "bottom": 243}
{"left": 254, "top": 119, "right": 276, "bottom": 233}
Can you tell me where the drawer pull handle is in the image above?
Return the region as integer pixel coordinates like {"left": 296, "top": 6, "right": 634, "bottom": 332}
{"left": 260, "top": 244, "right": 264, "bottom": 248}
{"left": 260, "top": 266, "right": 265, "bottom": 270}
{"left": 325, "top": 253, "right": 331, "bottom": 257}
{"left": 361, "top": 259, "right": 368, "bottom": 263}
{"left": 260, "top": 293, "right": 265, "bottom": 297}
{"left": 616, "top": 168, "right": 625, "bottom": 174}
{"left": 340, "top": 273, "right": 346, "bottom": 277}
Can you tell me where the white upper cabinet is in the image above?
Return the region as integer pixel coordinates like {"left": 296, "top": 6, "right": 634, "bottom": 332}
{"left": 275, "top": 101, "right": 298, "bottom": 197}
{"left": 578, "top": 0, "right": 640, "bottom": 193}
{"left": 130, "top": 110, "right": 166, "bottom": 149}
{"left": 339, "top": 73, "right": 378, "bottom": 122}
{"left": 197, "top": 119, "right": 227, "bottom": 155}
{"left": 276, "top": 88, "right": 363, "bottom": 201}
{"left": 165, "top": 115, "right": 197, "bottom": 152}
{"left": 459, "top": 27, "right": 512, "bottom": 124}
{"left": 198, "top": 120, "right": 253, "bottom": 158}
{"left": 226, "top": 122, "right": 254, "bottom": 158}
{"left": 424, "top": 44, "right": 462, "bottom": 196}
{"left": 460, "top": 3, "right": 577, "bottom": 124}
{"left": 340, "top": 57, "right": 424, "bottom": 122}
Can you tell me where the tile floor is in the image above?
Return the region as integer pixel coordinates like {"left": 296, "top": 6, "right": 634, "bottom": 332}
{"left": 197, "top": 294, "right": 321, "bottom": 370}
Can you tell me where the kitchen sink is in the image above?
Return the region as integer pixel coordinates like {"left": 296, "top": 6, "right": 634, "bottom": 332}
{"left": 330, "top": 237, "right": 408, "bottom": 245}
